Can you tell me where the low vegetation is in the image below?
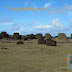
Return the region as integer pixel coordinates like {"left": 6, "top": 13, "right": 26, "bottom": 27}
{"left": 0, "top": 39, "right": 72, "bottom": 72}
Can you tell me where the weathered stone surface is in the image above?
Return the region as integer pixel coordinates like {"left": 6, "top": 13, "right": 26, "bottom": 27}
{"left": 55, "top": 36, "right": 58, "bottom": 38}
{"left": 67, "top": 37, "right": 71, "bottom": 39}
{"left": 0, "top": 32, "right": 9, "bottom": 39}
{"left": 35, "top": 33, "right": 43, "bottom": 39}
{"left": 18, "top": 35, "right": 22, "bottom": 40}
{"left": 1, "top": 31, "right": 6, "bottom": 34}
{"left": 13, "top": 33, "right": 20, "bottom": 40}
{"left": 14, "top": 33, "right": 19, "bottom": 36}
{"left": 58, "top": 33, "right": 67, "bottom": 39}
{"left": 46, "top": 38, "right": 56, "bottom": 46}
{"left": 0, "top": 33, "right": 2, "bottom": 39}
{"left": 26, "top": 34, "right": 35, "bottom": 39}
{"left": 38, "top": 37, "right": 46, "bottom": 44}
{"left": 71, "top": 34, "right": 72, "bottom": 39}
{"left": 29, "top": 34, "right": 35, "bottom": 39}
{"left": 22, "top": 36, "right": 28, "bottom": 40}
{"left": 44, "top": 33, "right": 51, "bottom": 38}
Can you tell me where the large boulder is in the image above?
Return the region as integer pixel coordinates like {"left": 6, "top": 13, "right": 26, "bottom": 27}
{"left": 22, "top": 36, "right": 29, "bottom": 40}
{"left": 35, "top": 33, "right": 43, "bottom": 39}
{"left": 13, "top": 33, "right": 19, "bottom": 36}
{"left": 67, "top": 37, "right": 71, "bottom": 39}
{"left": 55, "top": 36, "right": 58, "bottom": 38}
{"left": 71, "top": 34, "right": 72, "bottom": 39}
{"left": 46, "top": 38, "right": 56, "bottom": 46}
{"left": 44, "top": 33, "right": 51, "bottom": 38}
{"left": 38, "top": 37, "right": 46, "bottom": 44}
{"left": 0, "top": 32, "right": 9, "bottom": 39}
{"left": 0, "top": 33, "right": 2, "bottom": 39}
{"left": 1, "top": 32, "right": 6, "bottom": 35}
{"left": 18, "top": 35, "right": 22, "bottom": 40}
{"left": 9, "top": 35, "right": 14, "bottom": 39}
{"left": 58, "top": 33, "right": 67, "bottom": 39}
{"left": 13, "top": 33, "right": 20, "bottom": 40}
{"left": 29, "top": 34, "right": 35, "bottom": 39}
{"left": 26, "top": 34, "right": 35, "bottom": 39}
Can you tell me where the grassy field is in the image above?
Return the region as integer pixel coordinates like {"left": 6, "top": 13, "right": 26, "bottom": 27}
{"left": 0, "top": 39, "right": 72, "bottom": 72}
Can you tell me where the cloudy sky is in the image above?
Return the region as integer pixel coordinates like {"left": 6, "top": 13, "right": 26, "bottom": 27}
{"left": 0, "top": 0, "right": 72, "bottom": 36}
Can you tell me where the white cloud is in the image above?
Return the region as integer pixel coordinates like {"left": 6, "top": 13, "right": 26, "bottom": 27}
{"left": 34, "top": 18, "right": 68, "bottom": 35}
{"left": 14, "top": 27, "right": 24, "bottom": 34}
{"left": 66, "top": 5, "right": 72, "bottom": 17}
{"left": 25, "top": 2, "right": 28, "bottom": 6}
{"left": 9, "top": 23, "right": 25, "bottom": 35}
{"left": 68, "top": 12, "right": 72, "bottom": 17}
{"left": 0, "top": 22, "right": 14, "bottom": 25}
{"left": 32, "top": 2, "right": 37, "bottom": 8}
{"left": 9, "top": 21, "right": 39, "bottom": 35}
{"left": 35, "top": 25, "right": 52, "bottom": 29}
{"left": 44, "top": 2, "right": 55, "bottom": 8}
{"left": 0, "top": 18, "right": 12, "bottom": 23}
{"left": 35, "top": 21, "right": 39, "bottom": 24}
{"left": 44, "top": 3, "right": 52, "bottom": 8}
{"left": 64, "top": 3, "right": 68, "bottom": 7}
{"left": 25, "top": 21, "right": 39, "bottom": 26}
{"left": 35, "top": 18, "right": 66, "bottom": 30}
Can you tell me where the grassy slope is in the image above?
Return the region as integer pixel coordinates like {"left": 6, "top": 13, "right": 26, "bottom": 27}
{"left": 0, "top": 39, "right": 72, "bottom": 72}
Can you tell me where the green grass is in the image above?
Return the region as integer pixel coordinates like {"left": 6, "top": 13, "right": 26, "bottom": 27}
{"left": 0, "top": 40, "right": 72, "bottom": 72}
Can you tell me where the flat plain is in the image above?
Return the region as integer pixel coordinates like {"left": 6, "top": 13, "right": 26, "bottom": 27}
{"left": 0, "top": 39, "right": 72, "bottom": 72}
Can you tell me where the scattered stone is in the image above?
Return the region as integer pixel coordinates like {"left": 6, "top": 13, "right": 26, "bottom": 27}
{"left": 13, "top": 33, "right": 20, "bottom": 40}
{"left": 58, "top": 33, "right": 67, "bottom": 39}
{"left": 35, "top": 33, "right": 43, "bottom": 39}
{"left": 46, "top": 38, "right": 56, "bottom": 46}
{"left": 1, "top": 32, "right": 6, "bottom": 36}
{"left": 38, "top": 37, "right": 46, "bottom": 44}
{"left": 29, "top": 34, "right": 35, "bottom": 39}
{"left": 1, "top": 47, "right": 8, "bottom": 49}
{"left": 16, "top": 41, "right": 24, "bottom": 44}
{"left": 22, "top": 36, "right": 29, "bottom": 40}
{"left": 0, "top": 31, "right": 9, "bottom": 39}
{"left": 67, "top": 37, "right": 71, "bottom": 39}
{"left": 55, "top": 36, "right": 58, "bottom": 38}
{"left": 52, "top": 37, "right": 55, "bottom": 38}
{"left": 71, "top": 34, "right": 72, "bottom": 39}
{"left": 25, "top": 34, "right": 35, "bottom": 39}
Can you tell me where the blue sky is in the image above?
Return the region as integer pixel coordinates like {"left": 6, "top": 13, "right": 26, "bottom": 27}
{"left": 0, "top": 0, "right": 72, "bottom": 36}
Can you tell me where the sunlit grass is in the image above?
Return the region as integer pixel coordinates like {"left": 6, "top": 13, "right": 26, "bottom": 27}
{"left": 0, "top": 39, "right": 72, "bottom": 72}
